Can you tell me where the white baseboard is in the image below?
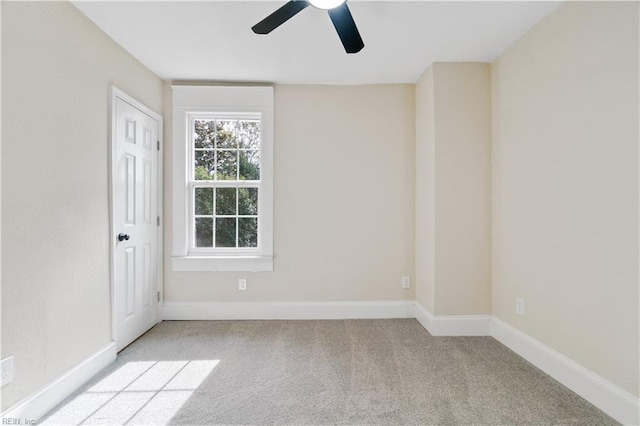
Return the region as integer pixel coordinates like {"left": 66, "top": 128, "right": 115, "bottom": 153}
{"left": 0, "top": 342, "right": 116, "bottom": 423}
{"left": 491, "top": 317, "right": 640, "bottom": 425}
{"left": 162, "top": 300, "right": 415, "bottom": 320}
{"left": 414, "top": 303, "right": 491, "bottom": 336}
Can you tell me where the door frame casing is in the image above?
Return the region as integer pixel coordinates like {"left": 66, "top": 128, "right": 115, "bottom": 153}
{"left": 108, "top": 85, "right": 164, "bottom": 347}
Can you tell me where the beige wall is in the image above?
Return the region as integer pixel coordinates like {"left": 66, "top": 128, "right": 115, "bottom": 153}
{"left": 415, "top": 67, "right": 435, "bottom": 312}
{"left": 492, "top": 1, "right": 639, "bottom": 396}
{"left": 415, "top": 63, "right": 492, "bottom": 316}
{"left": 3, "top": 0, "right": 637, "bottom": 413}
{"left": 164, "top": 84, "right": 416, "bottom": 302}
{"left": 1, "top": 1, "right": 164, "bottom": 410}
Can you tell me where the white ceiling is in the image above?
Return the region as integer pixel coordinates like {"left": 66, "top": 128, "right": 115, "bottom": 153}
{"left": 72, "top": 1, "right": 559, "bottom": 85}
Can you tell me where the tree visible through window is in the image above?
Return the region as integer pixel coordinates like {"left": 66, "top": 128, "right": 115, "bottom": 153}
{"left": 191, "top": 118, "right": 261, "bottom": 249}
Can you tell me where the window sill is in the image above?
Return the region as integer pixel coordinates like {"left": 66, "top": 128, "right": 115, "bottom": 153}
{"left": 171, "top": 255, "right": 273, "bottom": 272}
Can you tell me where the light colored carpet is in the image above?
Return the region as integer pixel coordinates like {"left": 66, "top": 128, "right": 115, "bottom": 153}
{"left": 41, "top": 319, "right": 617, "bottom": 425}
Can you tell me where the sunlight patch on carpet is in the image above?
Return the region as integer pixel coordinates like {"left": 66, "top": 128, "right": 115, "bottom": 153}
{"left": 41, "top": 360, "right": 220, "bottom": 425}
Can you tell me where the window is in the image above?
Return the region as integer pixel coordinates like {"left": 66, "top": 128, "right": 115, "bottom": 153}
{"left": 191, "top": 115, "right": 260, "bottom": 250}
{"left": 171, "top": 86, "right": 273, "bottom": 271}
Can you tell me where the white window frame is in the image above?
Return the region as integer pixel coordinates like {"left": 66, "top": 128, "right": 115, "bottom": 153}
{"left": 171, "top": 86, "right": 274, "bottom": 272}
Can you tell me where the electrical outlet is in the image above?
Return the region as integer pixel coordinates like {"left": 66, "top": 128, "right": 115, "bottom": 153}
{"left": 238, "top": 278, "right": 247, "bottom": 291}
{"left": 401, "top": 276, "right": 411, "bottom": 289}
{"left": 1, "top": 356, "right": 14, "bottom": 387}
{"left": 516, "top": 297, "right": 525, "bottom": 315}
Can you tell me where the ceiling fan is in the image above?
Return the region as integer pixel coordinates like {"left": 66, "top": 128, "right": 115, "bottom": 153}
{"left": 252, "top": 0, "right": 365, "bottom": 54}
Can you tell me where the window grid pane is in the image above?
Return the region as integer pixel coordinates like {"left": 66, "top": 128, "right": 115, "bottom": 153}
{"left": 239, "top": 217, "right": 258, "bottom": 248}
{"left": 238, "top": 120, "right": 260, "bottom": 149}
{"left": 215, "top": 218, "right": 236, "bottom": 247}
{"left": 194, "top": 150, "right": 216, "bottom": 180}
{"left": 194, "top": 119, "right": 215, "bottom": 149}
{"left": 215, "top": 188, "right": 236, "bottom": 216}
{"left": 216, "top": 150, "right": 237, "bottom": 180}
{"left": 238, "top": 187, "right": 258, "bottom": 215}
{"left": 194, "top": 188, "right": 213, "bottom": 215}
{"left": 195, "top": 217, "right": 213, "bottom": 248}
{"left": 215, "top": 120, "right": 238, "bottom": 149}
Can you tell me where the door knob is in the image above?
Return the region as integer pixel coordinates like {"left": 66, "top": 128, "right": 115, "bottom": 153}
{"left": 117, "top": 233, "right": 130, "bottom": 242}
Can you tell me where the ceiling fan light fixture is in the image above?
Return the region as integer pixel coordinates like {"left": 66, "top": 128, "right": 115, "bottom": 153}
{"left": 252, "top": 0, "right": 363, "bottom": 54}
{"left": 308, "top": 0, "right": 346, "bottom": 10}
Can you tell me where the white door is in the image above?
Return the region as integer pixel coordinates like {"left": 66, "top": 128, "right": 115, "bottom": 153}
{"left": 112, "top": 90, "right": 161, "bottom": 352}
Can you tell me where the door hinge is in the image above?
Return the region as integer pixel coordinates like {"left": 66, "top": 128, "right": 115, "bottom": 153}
{"left": 157, "top": 291, "right": 161, "bottom": 302}
{"left": 157, "top": 216, "right": 160, "bottom": 226}
{"left": 157, "top": 140, "right": 160, "bottom": 151}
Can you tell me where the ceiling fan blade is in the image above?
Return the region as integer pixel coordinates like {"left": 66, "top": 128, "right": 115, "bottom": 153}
{"left": 327, "top": 3, "right": 364, "bottom": 54}
{"left": 252, "top": 0, "right": 310, "bottom": 34}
